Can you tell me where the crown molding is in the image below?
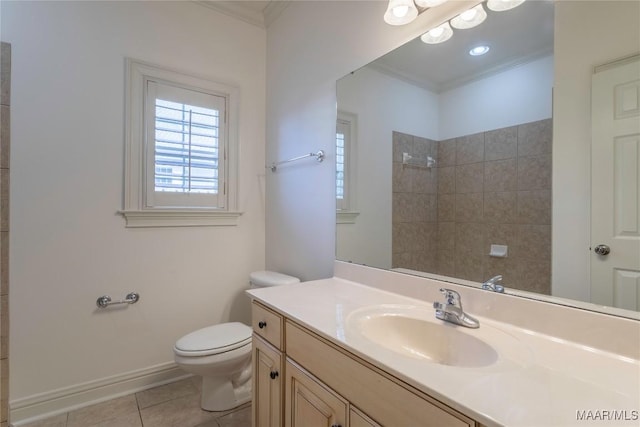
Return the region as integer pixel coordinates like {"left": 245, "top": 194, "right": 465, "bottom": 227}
{"left": 194, "top": 1, "right": 290, "bottom": 28}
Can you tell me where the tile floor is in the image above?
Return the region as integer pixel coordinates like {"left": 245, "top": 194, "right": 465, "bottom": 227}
{"left": 19, "top": 377, "right": 251, "bottom": 427}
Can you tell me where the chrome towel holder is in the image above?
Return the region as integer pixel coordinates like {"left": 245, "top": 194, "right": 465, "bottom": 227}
{"left": 96, "top": 292, "right": 140, "bottom": 309}
{"left": 268, "top": 150, "right": 325, "bottom": 172}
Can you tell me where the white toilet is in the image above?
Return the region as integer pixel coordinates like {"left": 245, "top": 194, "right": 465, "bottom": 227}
{"left": 173, "top": 271, "right": 300, "bottom": 411}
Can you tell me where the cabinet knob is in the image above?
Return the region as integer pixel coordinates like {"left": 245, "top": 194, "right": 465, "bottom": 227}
{"left": 270, "top": 371, "right": 279, "bottom": 380}
{"left": 258, "top": 321, "right": 267, "bottom": 329}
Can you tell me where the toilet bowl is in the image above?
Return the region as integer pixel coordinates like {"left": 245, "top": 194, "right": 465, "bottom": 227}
{"left": 174, "top": 271, "right": 300, "bottom": 411}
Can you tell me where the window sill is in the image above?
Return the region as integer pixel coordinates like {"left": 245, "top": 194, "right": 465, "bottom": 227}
{"left": 120, "top": 209, "right": 243, "bottom": 228}
{"left": 337, "top": 211, "right": 360, "bottom": 224}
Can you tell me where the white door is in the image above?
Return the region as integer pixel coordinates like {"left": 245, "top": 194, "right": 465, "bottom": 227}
{"left": 591, "top": 55, "right": 640, "bottom": 310}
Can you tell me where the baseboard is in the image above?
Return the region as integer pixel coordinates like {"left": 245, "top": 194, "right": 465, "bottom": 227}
{"left": 10, "top": 362, "right": 190, "bottom": 426}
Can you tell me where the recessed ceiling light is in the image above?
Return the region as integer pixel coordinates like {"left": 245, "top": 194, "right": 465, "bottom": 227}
{"left": 469, "top": 45, "right": 490, "bottom": 56}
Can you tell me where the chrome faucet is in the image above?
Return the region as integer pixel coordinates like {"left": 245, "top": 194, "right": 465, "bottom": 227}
{"left": 482, "top": 275, "right": 505, "bottom": 293}
{"left": 433, "top": 288, "right": 479, "bottom": 328}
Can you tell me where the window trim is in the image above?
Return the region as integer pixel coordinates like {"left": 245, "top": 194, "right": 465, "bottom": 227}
{"left": 336, "top": 110, "right": 359, "bottom": 224}
{"left": 121, "top": 58, "right": 241, "bottom": 227}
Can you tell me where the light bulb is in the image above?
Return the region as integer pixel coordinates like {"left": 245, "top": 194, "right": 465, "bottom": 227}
{"left": 392, "top": 5, "right": 409, "bottom": 17}
{"left": 429, "top": 27, "right": 444, "bottom": 37}
{"left": 460, "top": 9, "right": 477, "bottom": 21}
{"left": 450, "top": 4, "right": 487, "bottom": 29}
{"left": 420, "top": 22, "right": 453, "bottom": 44}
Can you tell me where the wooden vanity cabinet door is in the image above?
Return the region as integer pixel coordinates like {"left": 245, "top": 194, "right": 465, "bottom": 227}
{"left": 350, "top": 407, "right": 381, "bottom": 427}
{"left": 252, "top": 336, "right": 283, "bottom": 427}
{"left": 285, "top": 359, "right": 348, "bottom": 427}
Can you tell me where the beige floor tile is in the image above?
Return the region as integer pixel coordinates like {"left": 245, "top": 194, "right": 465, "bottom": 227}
{"left": 136, "top": 378, "right": 198, "bottom": 409}
{"left": 67, "top": 395, "right": 138, "bottom": 427}
{"left": 21, "top": 413, "right": 67, "bottom": 427}
{"left": 89, "top": 411, "right": 142, "bottom": 427}
{"left": 215, "top": 406, "right": 251, "bottom": 427}
{"left": 139, "top": 393, "right": 218, "bottom": 427}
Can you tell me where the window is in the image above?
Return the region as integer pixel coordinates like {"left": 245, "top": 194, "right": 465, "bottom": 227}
{"left": 336, "top": 111, "right": 359, "bottom": 224}
{"left": 122, "top": 59, "right": 240, "bottom": 227}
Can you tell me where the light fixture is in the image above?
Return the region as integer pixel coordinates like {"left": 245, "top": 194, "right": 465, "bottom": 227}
{"left": 420, "top": 22, "right": 453, "bottom": 44}
{"left": 414, "top": 0, "right": 449, "bottom": 8}
{"left": 383, "top": 0, "right": 419, "bottom": 26}
{"left": 487, "top": 0, "right": 525, "bottom": 12}
{"left": 450, "top": 3, "right": 487, "bottom": 29}
{"left": 469, "top": 45, "right": 490, "bottom": 56}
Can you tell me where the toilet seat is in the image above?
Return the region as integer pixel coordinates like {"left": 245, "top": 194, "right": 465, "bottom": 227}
{"left": 174, "top": 322, "right": 252, "bottom": 357}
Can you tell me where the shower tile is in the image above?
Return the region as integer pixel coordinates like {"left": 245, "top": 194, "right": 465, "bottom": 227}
{"left": 0, "top": 232, "right": 6, "bottom": 295}
{"left": 392, "top": 131, "right": 413, "bottom": 163}
{"left": 437, "top": 194, "right": 455, "bottom": 222}
{"left": 413, "top": 167, "right": 437, "bottom": 194}
{"left": 484, "top": 192, "right": 517, "bottom": 224}
{"left": 413, "top": 136, "right": 431, "bottom": 159}
{"left": 392, "top": 162, "right": 414, "bottom": 193}
{"left": 0, "top": 169, "right": 7, "bottom": 232}
{"left": 517, "top": 119, "right": 552, "bottom": 157}
{"left": 67, "top": 395, "right": 138, "bottom": 427}
{"left": 416, "top": 194, "right": 437, "bottom": 222}
{"left": 456, "top": 222, "right": 485, "bottom": 258}
{"left": 0, "top": 106, "right": 9, "bottom": 169}
{"left": 455, "top": 193, "right": 483, "bottom": 223}
{"left": 437, "top": 222, "right": 456, "bottom": 252}
{"left": 485, "top": 126, "right": 517, "bottom": 161}
{"left": 437, "top": 139, "right": 456, "bottom": 166}
{"left": 518, "top": 153, "right": 551, "bottom": 191}
{"left": 483, "top": 255, "right": 518, "bottom": 288}
{"left": 1, "top": 295, "right": 7, "bottom": 359}
{"left": 456, "top": 132, "right": 484, "bottom": 164}
{"left": 516, "top": 224, "right": 552, "bottom": 262}
{"left": 415, "top": 249, "right": 437, "bottom": 272}
{"left": 392, "top": 252, "right": 412, "bottom": 269}
{"left": 392, "top": 193, "right": 412, "bottom": 223}
{"left": 455, "top": 252, "right": 484, "bottom": 282}
{"left": 436, "top": 250, "right": 456, "bottom": 277}
{"left": 455, "top": 163, "right": 484, "bottom": 194}
{"left": 516, "top": 258, "right": 551, "bottom": 294}
{"left": 517, "top": 190, "right": 551, "bottom": 224}
{"left": 437, "top": 166, "right": 455, "bottom": 194}
{"left": 484, "top": 159, "right": 517, "bottom": 192}
{"left": 392, "top": 222, "right": 411, "bottom": 254}
{"left": 484, "top": 223, "right": 518, "bottom": 254}
{"left": 136, "top": 377, "right": 199, "bottom": 409}
{"left": 0, "top": 43, "right": 9, "bottom": 107}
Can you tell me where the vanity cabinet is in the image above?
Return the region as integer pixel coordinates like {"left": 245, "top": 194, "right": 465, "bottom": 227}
{"left": 251, "top": 301, "right": 477, "bottom": 427}
{"left": 251, "top": 303, "right": 284, "bottom": 426}
{"left": 285, "top": 359, "right": 348, "bottom": 427}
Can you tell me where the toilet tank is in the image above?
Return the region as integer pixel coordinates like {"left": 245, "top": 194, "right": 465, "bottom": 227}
{"left": 249, "top": 270, "right": 300, "bottom": 288}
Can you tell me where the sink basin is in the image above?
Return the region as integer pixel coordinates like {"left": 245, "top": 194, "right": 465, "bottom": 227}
{"left": 347, "top": 305, "right": 498, "bottom": 368}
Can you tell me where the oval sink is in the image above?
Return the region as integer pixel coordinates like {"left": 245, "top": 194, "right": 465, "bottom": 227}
{"left": 347, "top": 305, "right": 499, "bottom": 368}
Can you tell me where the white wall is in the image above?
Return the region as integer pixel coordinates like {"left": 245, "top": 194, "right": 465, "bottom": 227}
{"left": 265, "top": 0, "right": 480, "bottom": 281}
{"left": 336, "top": 66, "right": 439, "bottom": 269}
{"left": 553, "top": 0, "right": 640, "bottom": 301}
{"left": 2, "top": 0, "right": 265, "bottom": 416}
{"left": 439, "top": 54, "right": 553, "bottom": 140}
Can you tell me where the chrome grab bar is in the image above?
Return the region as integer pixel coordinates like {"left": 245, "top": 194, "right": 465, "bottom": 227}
{"left": 268, "top": 150, "right": 325, "bottom": 172}
{"left": 96, "top": 292, "right": 140, "bottom": 308}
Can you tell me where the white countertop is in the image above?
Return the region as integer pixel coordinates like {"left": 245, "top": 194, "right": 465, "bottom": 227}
{"left": 247, "top": 277, "right": 640, "bottom": 427}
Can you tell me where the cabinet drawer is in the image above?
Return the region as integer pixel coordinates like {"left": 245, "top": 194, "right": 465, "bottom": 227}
{"left": 252, "top": 301, "right": 284, "bottom": 350}
{"left": 286, "top": 321, "right": 475, "bottom": 427}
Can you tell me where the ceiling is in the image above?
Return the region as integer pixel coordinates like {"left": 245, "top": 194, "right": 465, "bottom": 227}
{"left": 368, "top": 0, "right": 555, "bottom": 92}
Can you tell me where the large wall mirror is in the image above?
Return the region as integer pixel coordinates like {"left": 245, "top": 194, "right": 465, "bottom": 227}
{"left": 336, "top": 0, "right": 640, "bottom": 319}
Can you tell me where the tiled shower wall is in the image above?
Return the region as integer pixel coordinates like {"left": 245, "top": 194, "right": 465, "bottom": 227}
{"left": 392, "top": 119, "right": 552, "bottom": 294}
{"left": 0, "top": 42, "right": 10, "bottom": 427}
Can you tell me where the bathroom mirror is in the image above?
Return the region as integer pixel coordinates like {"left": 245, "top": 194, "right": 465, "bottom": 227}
{"left": 336, "top": 0, "right": 640, "bottom": 318}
